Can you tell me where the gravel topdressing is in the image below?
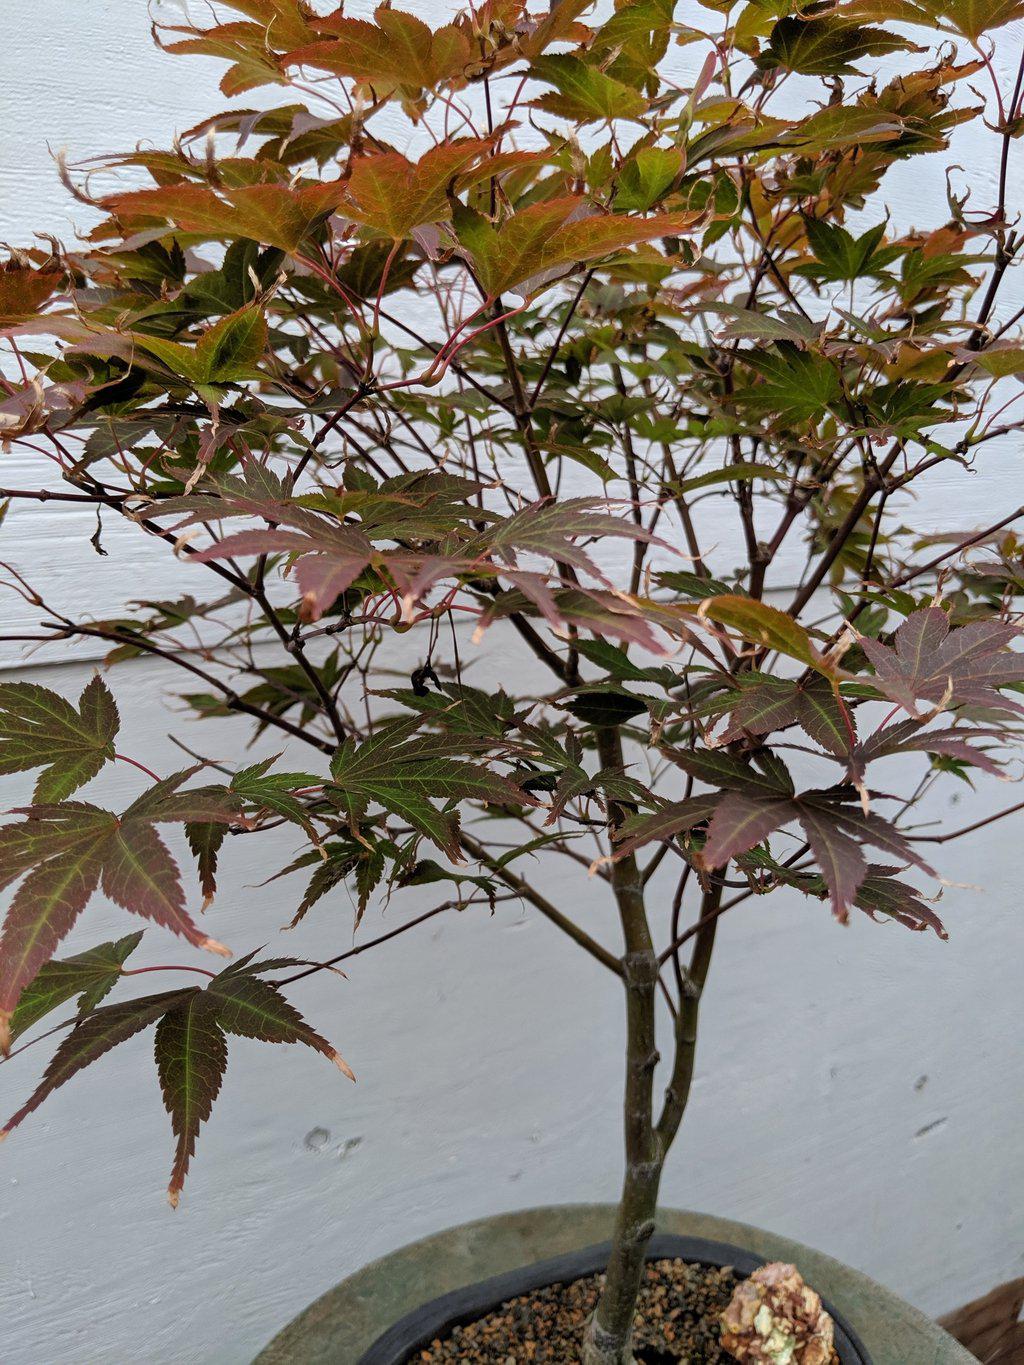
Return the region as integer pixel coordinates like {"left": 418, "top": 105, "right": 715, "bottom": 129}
{"left": 415, "top": 1257, "right": 743, "bottom": 1363}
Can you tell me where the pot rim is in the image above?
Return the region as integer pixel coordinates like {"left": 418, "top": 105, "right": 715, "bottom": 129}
{"left": 357, "top": 1230, "right": 872, "bottom": 1365}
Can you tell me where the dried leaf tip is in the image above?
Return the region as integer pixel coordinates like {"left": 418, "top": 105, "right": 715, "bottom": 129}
{"left": 329, "top": 1049, "right": 356, "bottom": 1082}
{"left": 199, "top": 937, "right": 231, "bottom": 958}
{"left": 0, "top": 1013, "right": 11, "bottom": 1059}
{"left": 167, "top": 1186, "right": 180, "bottom": 1210}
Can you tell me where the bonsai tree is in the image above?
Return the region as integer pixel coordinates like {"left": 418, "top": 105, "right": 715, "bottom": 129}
{"left": 2, "top": 1, "right": 1023, "bottom": 1360}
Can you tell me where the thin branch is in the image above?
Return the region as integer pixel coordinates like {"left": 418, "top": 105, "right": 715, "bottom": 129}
{"left": 42, "top": 621, "right": 334, "bottom": 755}
{"left": 460, "top": 830, "right": 623, "bottom": 976}
{"left": 529, "top": 270, "right": 594, "bottom": 407}
{"left": 273, "top": 899, "right": 467, "bottom": 986}
{"left": 657, "top": 884, "right": 736, "bottom": 966}
{"left": 907, "top": 798, "right": 1024, "bottom": 845}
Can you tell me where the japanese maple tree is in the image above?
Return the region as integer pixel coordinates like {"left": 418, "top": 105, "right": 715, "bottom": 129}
{"left": 2, "top": 1, "right": 1024, "bottom": 1360}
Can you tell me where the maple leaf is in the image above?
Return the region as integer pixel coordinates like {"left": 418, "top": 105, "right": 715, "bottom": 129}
{"left": 327, "top": 718, "right": 533, "bottom": 861}
{"left": 176, "top": 762, "right": 323, "bottom": 909}
{"left": 612, "top": 795, "right": 719, "bottom": 860}
{"left": 759, "top": 13, "right": 915, "bottom": 76}
{"left": 665, "top": 746, "right": 796, "bottom": 799}
{"left": 269, "top": 839, "right": 380, "bottom": 928}
{"left": 482, "top": 582, "right": 674, "bottom": 656}
{"left": 452, "top": 198, "right": 699, "bottom": 300}
{"left": 530, "top": 54, "right": 648, "bottom": 122}
{"left": 160, "top": 470, "right": 374, "bottom": 620}
{"left": 847, "top": 718, "right": 1010, "bottom": 786}
{"left": 545, "top": 760, "right": 649, "bottom": 827}
{"left": 132, "top": 306, "right": 268, "bottom": 386}
{"left": 161, "top": 25, "right": 289, "bottom": 98}
{"left": 715, "top": 672, "right": 852, "bottom": 755}
{"left": 483, "top": 497, "right": 665, "bottom": 582}
{"left": 155, "top": 992, "right": 228, "bottom": 1208}
{"left": 733, "top": 344, "right": 844, "bottom": 425}
{"left": 698, "top": 595, "right": 839, "bottom": 675}
{"left": 797, "top": 793, "right": 936, "bottom": 921}
{"left": 795, "top": 217, "right": 901, "bottom": 283}
{"left": 701, "top": 791, "right": 793, "bottom": 869}
{"left": 9, "top": 931, "right": 144, "bottom": 1042}
{"left": 230, "top": 759, "right": 325, "bottom": 838}
{"left": 2, "top": 957, "right": 352, "bottom": 1205}
{"left": 191, "top": 520, "right": 373, "bottom": 621}
{"left": 848, "top": 0, "right": 1024, "bottom": 40}
{"left": 854, "top": 867, "right": 946, "bottom": 937}
{"left": 159, "top": 1, "right": 320, "bottom": 93}
{"left": 0, "top": 676, "right": 119, "bottom": 802}
{"left": 615, "top": 147, "right": 686, "bottom": 212}
{"left": 338, "top": 141, "right": 490, "bottom": 240}
{"left": 379, "top": 681, "right": 520, "bottom": 742}
{"left": 858, "top": 607, "right": 1024, "bottom": 718}
{"left": 100, "top": 181, "right": 346, "bottom": 253}
{"left": 206, "top": 960, "right": 354, "bottom": 1078}
{"left": 794, "top": 802, "right": 867, "bottom": 922}
{"left": 615, "top": 742, "right": 937, "bottom": 922}
{"left": 0, "top": 264, "right": 62, "bottom": 325}
{"left": 287, "top": 6, "right": 472, "bottom": 91}
{"left": 496, "top": 0, "right": 593, "bottom": 65}
{"left": 0, "top": 779, "right": 243, "bottom": 1052}
{"left": 1, "top": 990, "right": 195, "bottom": 1139}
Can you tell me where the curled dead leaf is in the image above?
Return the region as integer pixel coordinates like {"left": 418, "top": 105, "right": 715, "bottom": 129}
{"left": 720, "top": 1261, "right": 836, "bottom": 1364}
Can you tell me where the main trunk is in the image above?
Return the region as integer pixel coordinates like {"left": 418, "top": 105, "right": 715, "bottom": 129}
{"left": 585, "top": 727, "right": 665, "bottom": 1365}
{"left": 582, "top": 948, "right": 664, "bottom": 1365}
{"left": 584, "top": 739, "right": 722, "bottom": 1365}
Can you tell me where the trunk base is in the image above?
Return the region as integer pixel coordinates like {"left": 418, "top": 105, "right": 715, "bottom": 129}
{"left": 582, "top": 1316, "right": 636, "bottom": 1365}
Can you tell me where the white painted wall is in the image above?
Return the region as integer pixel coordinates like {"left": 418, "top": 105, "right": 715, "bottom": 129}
{"left": 1, "top": 6, "right": 1023, "bottom": 1364}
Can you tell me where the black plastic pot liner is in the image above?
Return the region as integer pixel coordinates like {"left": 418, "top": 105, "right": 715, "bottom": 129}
{"left": 358, "top": 1231, "right": 872, "bottom": 1364}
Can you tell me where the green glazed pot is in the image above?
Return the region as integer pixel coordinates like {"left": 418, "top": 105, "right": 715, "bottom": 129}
{"left": 255, "top": 1205, "right": 973, "bottom": 1365}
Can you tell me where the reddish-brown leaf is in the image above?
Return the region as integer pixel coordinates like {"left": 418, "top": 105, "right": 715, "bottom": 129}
{"left": 701, "top": 792, "right": 793, "bottom": 868}
{"left": 0, "top": 676, "right": 119, "bottom": 803}
{"left": 795, "top": 804, "right": 868, "bottom": 923}
{"left": 340, "top": 141, "right": 490, "bottom": 240}
{"left": 611, "top": 796, "right": 719, "bottom": 859}
{"left": 0, "top": 846, "right": 104, "bottom": 1054}
{"left": 855, "top": 869, "right": 947, "bottom": 938}
{"left": 289, "top": 7, "right": 472, "bottom": 89}
{"left": 100, "top": 181, "right": 346, "bottom": 253}
{"left": 0, "top": 265, "right": 62, "bottom": 325}
{"left": 207, "top": 969, "right": 354, "bottom": 1077}
{"left": 859, "top": 607, "right": 1024, "bottom": 717}
{"left": 100, "top": 820, "right": 228, "bottom": 955}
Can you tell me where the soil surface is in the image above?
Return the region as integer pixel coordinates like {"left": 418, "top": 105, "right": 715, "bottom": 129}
{"left": 415, "top": 1257, "right": 743, "bottom": 1363}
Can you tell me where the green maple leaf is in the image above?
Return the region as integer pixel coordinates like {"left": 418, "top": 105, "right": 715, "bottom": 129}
{"left": 328, "top": 718, "right": 532, "bottom": 861}
{"left": 9, "top": 930, "right": 145, "bottom": 1042}
{"left": 530, "top": 54, "right": 648, "bottom": 122}
{"left": 2, "top": 990, "right": 195, "bottom": 1141}
{"left": 2, "top": 958, "right": 352, "bottom": 1206}
{"left": 155, "top": 993, "right": 228, "bottom": 1208}
{"left": 760, "top": 14, "right": 914, "bottom": 76}
{"left": 0, "top": 676, "right": 119, "bottom": 802}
